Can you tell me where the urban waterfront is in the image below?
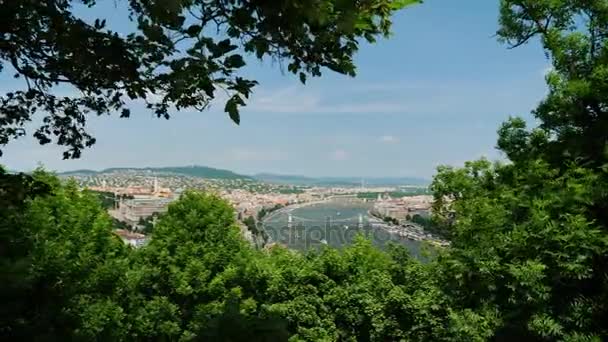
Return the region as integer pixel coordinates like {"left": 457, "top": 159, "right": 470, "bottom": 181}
{"left": 262, "top": 199, "right": 424, "bottom": 257}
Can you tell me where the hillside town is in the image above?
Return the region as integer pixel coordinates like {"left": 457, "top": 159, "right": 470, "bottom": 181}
{"left": 64, "top": 170, "right": 435, "bottom": 247}
{"left": 371, "top": 194, "right": 433, "bottom": 223}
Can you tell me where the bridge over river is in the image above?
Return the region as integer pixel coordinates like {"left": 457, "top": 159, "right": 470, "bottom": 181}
{"left": 260, "top": 198, "right": 444, "bottom": 254}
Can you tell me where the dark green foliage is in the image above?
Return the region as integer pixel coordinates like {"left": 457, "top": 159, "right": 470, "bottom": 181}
{"left": 112, "top": 216, "right": 132, "bottom": 231}
{"left": 0, "top": 167, "right": 52, "bottom": 338}
{"left": 257, "top": 204, "right": 284, "bottom": 221}
{"left": 125, "top": 191, "right": 254, "bottom": 340}
{"left": 432, "top": 160, "right": 608, "bottom": 340}
{"left": 137, "top": 212, "right": 160, "bottom": 234}
{"left": 1, "top": 169, "right": 130, "bottom": 340}
{"left": 1, "top": 171, "right": 490, "bottom": 341}
{"left": 426, "top": 1, "right": 608, "bottom": 339}
{"left": 242, "top": 210, "right": 277, "bottom": 246}
{"left": 242, "top": 215, "right": 258, "bottom": 234}
{"left": 0, "top": 0, "right": 417, "bottom": 158}
{"left": 87, "top": 190, "right": 135, "bottom": 230}
{"left": 383, "top": 216, "right": 399, "bottom": 225}
{"left": 497, "top": 0, "right": 608, "bottom": 169}
{"left": 121, "top": 189, "right": 461, "bottom": 340}
{"left": 88, "top": 190, "right": 117, "bottom": 209}
{"left": 410, "top": 214, "right": 449, "bottom": 239}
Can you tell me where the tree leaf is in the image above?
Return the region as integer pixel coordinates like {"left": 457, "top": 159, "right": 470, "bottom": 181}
{"left": 225, "top": 54, "right": 246, "bottom": 69}
{"left": 186, "top": 24, "right": 202, "bottom": 36}
{"left": 225, "top": 95, "right": 245, "bottom": 125}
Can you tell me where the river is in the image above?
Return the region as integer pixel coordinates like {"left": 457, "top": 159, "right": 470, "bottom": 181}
{"left": 261, "top": 199, "right": 423, "bottom": 257}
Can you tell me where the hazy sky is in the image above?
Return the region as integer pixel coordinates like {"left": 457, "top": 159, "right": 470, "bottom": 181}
{"left": 1, "top": 0, "right": 549, "bottom": 178}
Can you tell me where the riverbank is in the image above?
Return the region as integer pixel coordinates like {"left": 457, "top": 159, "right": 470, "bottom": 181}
{"left": 367, "top": 211, "right": 450, "bottom": 247}
{"left": 259, "top": 199, "right": 441, "bottom": 254}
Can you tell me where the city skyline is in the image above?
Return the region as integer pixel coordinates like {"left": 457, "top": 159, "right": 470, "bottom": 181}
{"left": 36, "top": 164, "right": 432, "bottom": 183}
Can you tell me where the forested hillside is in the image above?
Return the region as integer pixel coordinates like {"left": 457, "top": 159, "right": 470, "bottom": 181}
{"left": 60, "top": 166, "right": 252, "bottom": 180}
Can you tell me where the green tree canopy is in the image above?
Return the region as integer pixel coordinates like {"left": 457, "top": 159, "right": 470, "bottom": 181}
{"left": 2, "top": 169, "right": 495, "bottom": 341}
{"left": 1, "top": 169, "right": 130, "bottom": 340}
{"left": 427, "top": 1, "right": 608, "bottom": 339}
{"left": 0, "top": 0, "right": 418, "bottom": 158}
{"left": 497, "top": 0, "right": 608, "bottom": 168}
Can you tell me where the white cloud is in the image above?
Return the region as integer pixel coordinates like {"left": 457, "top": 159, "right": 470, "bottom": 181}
{"left": 329, "top": 149, "right": 349, "bottom": 161}
{"left": 227, "top": 147, "right": 288, "bottom": 162}
{"left": 379, "top": 135, "right": 400, "bottom": 144}
{"left": 243, "top": 86, "right": 405, "bottom": 114}
{"left": 247, "top": 86, "right": 321, "bottom": 113}
{"left": 233, "top": 76, "right": 544, "bottom": 118}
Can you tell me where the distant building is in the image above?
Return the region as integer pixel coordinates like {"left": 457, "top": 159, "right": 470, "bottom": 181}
{"left": 114, "top": 229, "right": 148, "bottom": 247}
{"left": 119, "top": 196, "right": 174, "bottom": 225}
{"left": 372, "top": 195, "right": 433, "bottom": 221}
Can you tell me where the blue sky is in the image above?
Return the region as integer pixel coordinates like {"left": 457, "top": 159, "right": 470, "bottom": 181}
{"left": 1, "top": 0, "right": 549, "bottom": 178}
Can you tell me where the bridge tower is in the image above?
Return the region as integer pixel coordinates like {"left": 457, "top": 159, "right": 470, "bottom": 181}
{"left": 358, "top": 213, "right": 364, "bottom": 229}
{"left": 287, "top": 213, "right": 293, "bottom": 229}
{"left": 153, "top": 177, "right": 159, "bottom": 194}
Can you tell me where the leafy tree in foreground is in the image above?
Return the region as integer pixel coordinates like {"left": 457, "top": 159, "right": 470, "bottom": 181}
{"left": 1, "top": 169, "right": 130, "bottom": 340}
{"left": 430, "top": 1, "right": 608, "bottom": 339}
{"left": 124, "top": 191, "right": 268, "bottom": 340}
{"left": 0, "top": 0, "right": 418, "bottom": 158}
{"left": 0, "top": 170, "right": 500, "bottom": 341}
{"left": 126, "top": 189, "right": 490, "bottom": 341}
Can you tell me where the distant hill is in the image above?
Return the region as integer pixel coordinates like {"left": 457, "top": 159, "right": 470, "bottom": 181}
{"left": 59, "top": 169, "right": 99, "bottom": 176}
{"left": 253, "top": 173, "right": 317, "bottom": 185}
{"left": 58, "top": 167, "right": 428, "bottom": 185}
{"left": 60, "top": 166, "right": 252, "bottom": 180}
{"left": 253, "top": 173, "right": 429, "bottom": 187}
{"left": 332, "top": 177, "right": 430, "bottom": 187}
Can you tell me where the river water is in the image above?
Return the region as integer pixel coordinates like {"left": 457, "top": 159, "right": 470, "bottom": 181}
{"left": 262, "top": 200, "right": 422, "bottom": 257}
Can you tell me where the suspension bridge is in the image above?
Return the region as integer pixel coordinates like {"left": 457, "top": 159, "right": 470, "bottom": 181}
{"left": 286, "top": 212, "right": 366, "bottom": 226}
